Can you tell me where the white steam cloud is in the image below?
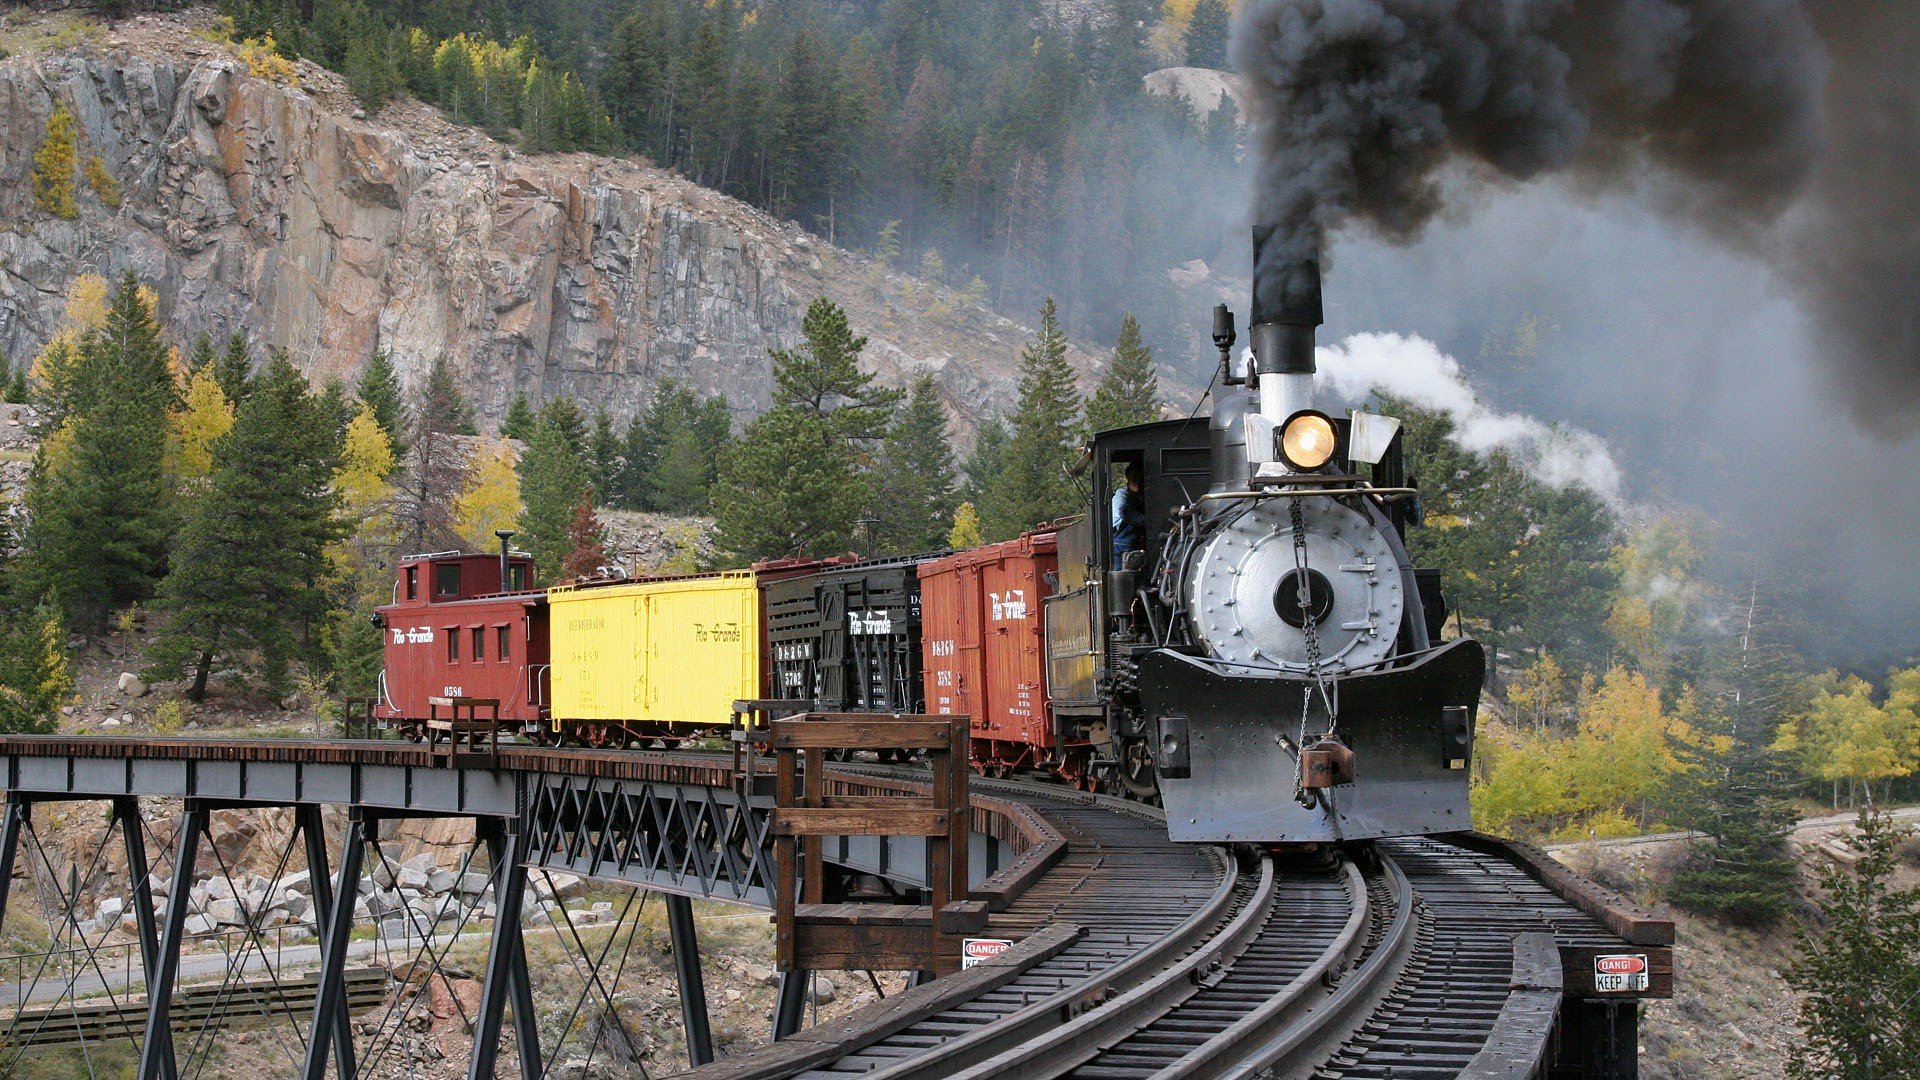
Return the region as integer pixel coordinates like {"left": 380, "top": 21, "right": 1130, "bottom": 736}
{"left": 1315, "top": 332, "right": 1625, "bottom": 508}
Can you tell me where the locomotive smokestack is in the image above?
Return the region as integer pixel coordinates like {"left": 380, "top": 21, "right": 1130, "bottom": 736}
{"left": 1250, "top": 224, "right": 1322, "bottom": 379}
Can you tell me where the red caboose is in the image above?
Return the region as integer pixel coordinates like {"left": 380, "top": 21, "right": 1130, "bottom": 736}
{"left": 374, "top": 551, "right": 550, "bottom": 734}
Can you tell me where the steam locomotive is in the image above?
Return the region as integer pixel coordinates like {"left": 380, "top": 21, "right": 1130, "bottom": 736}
{"left": 374, "top": 235, "right": 1484, "bottom": 844}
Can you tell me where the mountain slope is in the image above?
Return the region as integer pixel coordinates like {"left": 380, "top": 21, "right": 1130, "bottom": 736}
{"left": 0, "top": 11, "right": 1097, "bottom": 434}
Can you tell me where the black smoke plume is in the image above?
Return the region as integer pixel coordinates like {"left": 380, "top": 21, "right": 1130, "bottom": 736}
{"left": 1232, "top": 1, "right": 1920, "bottom": 431}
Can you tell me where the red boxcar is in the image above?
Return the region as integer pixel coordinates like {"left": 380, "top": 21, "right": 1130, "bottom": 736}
{"left": 919, "top": 532, "right": 1071, "bottom": 774}
{"left": 375, "top": 552, "right": 550, "bottom": 732}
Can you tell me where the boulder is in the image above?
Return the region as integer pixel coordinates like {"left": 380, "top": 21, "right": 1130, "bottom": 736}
{"left": 96, "top": 897, "right": 125, "bottom": 924}
{"left": 455, "top": 873, "right": 490, "bottom": 896}
{"left": 184, "top": 914, "right": 217, "bottom": 936}
{"left": 258, "top": 907, "right": 292, "bottom": 928}
{"left": 147, "top": 873, "right": 170, "bottom": 898}
{"left": 203, "top": 876, "right": 236, "bottom": 901}
{"left": 808, "top": 976, "right": 837, "bottom": 1005}
{"left": 278, "top": 870, "right": 312, "bottom": 893}
{"left": 282, "top": 892, "right": 311, "bottom": 919}
{"left": 397, "top": 865, "right": 431, "bottom": 891}
{"left": 426, "top": 868, "right": 458, "bottom": 894}
{"left": 534, "top": 873, "right": 584, "bottom": 902}
{"left": 366, "top": 889, "right": 405, "bottom": 918}
{"left": 117, "top": 673, "right": 149, "bottom": 697}
{"left": 207, "top": 898, "right": 242, "bottom": 926}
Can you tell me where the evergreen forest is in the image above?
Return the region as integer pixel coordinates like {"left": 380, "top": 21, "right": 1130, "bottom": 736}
{"left": 211, "top": 0, "right": 1244, "bottom": 360}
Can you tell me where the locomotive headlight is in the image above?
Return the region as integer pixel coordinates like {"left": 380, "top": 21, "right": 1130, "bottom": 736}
{"left": 1278, "top": 410, "right": 1339, "bottom": 471}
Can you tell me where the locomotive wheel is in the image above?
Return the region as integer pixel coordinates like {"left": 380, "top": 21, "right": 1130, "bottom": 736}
{"left": 1118, "top": 739, "right": 1160, "bottom": 801}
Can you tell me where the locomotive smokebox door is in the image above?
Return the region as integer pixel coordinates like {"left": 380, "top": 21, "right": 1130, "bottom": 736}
{"left": 1300, "top": 738, "right": 1356, "bottom": 788}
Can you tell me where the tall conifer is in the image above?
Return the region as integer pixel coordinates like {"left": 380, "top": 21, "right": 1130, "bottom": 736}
{"left": 356, "top": 348, "right": 405, "bottom": 452}
{"left": 516, "top": 412, "right": 594, "bottom": 582}
{"left": 983, "top": 298, "right": 1080, "bottom": 541}
{"left": 148, "top": 354, "right": 343, "bottom": 699}
{"left": 872, "top": 375, "right": 957, "bottom": 554}
{"left": 1085, "top": 312, "right": 1159, "bottom": 434}
{"left": 21, "top": 274, "right": 177, "bottom": 632}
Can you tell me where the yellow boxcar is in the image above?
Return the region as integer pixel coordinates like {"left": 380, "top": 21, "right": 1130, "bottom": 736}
{"left": 548, "top": 572, "right": 762, "bottom": 728}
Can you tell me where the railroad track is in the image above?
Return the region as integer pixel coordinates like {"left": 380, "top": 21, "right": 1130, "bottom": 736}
{"left": 719, "top": 763, "right": 1669, "bottom": 1080}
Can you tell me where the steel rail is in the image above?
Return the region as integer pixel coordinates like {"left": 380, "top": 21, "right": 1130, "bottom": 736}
{"left": 849, "top": 842, "right": 1245, "bottom": 1080}
{"left": 936, "top": 855, "right": 1282, "bottom": 1080}
{"left": 1214, "top": 852, "right": 1418, "bottom": 1080}
{"left": 1150, "top": 856, "right": 1372, "bottom": 1079}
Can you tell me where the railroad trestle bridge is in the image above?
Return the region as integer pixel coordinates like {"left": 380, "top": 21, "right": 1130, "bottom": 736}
{"left": 0, "top": 734, "right": 1670, "bottom": 1079}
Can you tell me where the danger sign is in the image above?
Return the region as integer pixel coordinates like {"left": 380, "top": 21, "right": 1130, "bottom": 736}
{"left": 1594, "top": 954, "right": 1648, "bottom": 992}
{"left": 961, "top": 937, "right": 1014, "bottom": 969}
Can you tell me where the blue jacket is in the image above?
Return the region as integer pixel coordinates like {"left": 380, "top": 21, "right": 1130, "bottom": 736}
{"left": 1112, "top": 486, "right": 1145, "bottom": 559}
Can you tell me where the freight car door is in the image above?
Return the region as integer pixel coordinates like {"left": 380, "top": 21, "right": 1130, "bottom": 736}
{"left": 983, "top": 550, "right": 1052, "bottom": 748}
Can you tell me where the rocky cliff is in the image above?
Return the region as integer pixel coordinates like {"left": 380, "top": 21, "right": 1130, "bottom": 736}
{"left": 0, "top": 20, "right": 1087, "bottom": 432}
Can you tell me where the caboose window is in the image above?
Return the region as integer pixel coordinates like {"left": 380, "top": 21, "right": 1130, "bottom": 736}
{"left": 435, "top": 563, "right": 461, "bottom": 597}
{"left": 447, "top": 629, "right": 459, "bottom": 661}
{"left": 471, "top": 627, "right": 485, "bottom": 661}
{"left": 497, "top": 625, "right": 511, "bottom": 660}
{"left": 508, "top": 563, "right": 529, "bottom": 590}
{"left": 404, "top": 566, "right": 418, "bottom": 600}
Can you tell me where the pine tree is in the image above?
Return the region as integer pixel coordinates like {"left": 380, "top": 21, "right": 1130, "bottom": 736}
{"left": 216, "top": 332, "right": 253, "bottom": 404}
{"left": 961, "top": 417, "right": 1008, "bottom": 507}
{"left": 20, "top": 274, "right": 178, "bottom": 632}
{"left": 560, "top": 494, "right": 609, "bottom": 580}
{"left": 1787, "top": 808, "right": 1920, "bottom": 1078}
{"left": 983, "top": 298, "right": 1081, "bottom": 541}
{"left": 356, "top": 348, "right": 405, "bottom": 452}
{"left": 772, "top": 298, "right": 901, "bottom": 443}
{"left": 1085, "top": 312, "right": 1160, "bottom": 433}
{"left": 501, "top": 391, "right": 535, "bottom": 441}
{"left": 421, "top": 355, "right": 475, "bottom": 435}
{"left": 5, "top": 365, "right": 28, "bottom": 405}
{"left": 872, "top": 374, "right": 957, "bottom": 554}
{"left": 0, "top": 606, "right": 72, "bottom": 734}
{"left": 147, "top": 353, "right": 343, "bottom": 700}
{"left": 1183, "top": 0, "right": 1231, "bottom": 69}
{"left": 712, "top": 405, "right": 865, "bottom": 561}
{"left": 650, "top": 418, "right": 712, "bottom": 514}
{"left": 588, "top": 408, "right": 622, "bottom": 500}
{"left": 188, "top": 331, "right": 216, "bottom": 374}
{"left": 316, "top": 374, "right": 355, "bottom": 446}
{"left": 949, "top": 501, "right": 983, "bottom": 549}
{"left": 516, "top": 412, "right": 593, "bottom": 582}
{"left": 1666, "top": 586, "right": 1802, "bottom": 925}
{"left": 537, "top": 396, "right": 588, "bottom": 457}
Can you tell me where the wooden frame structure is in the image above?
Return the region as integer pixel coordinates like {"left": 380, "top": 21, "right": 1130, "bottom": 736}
{"left": 424, "top": 696, "right": 501, "bottom": 767}
{"left": 771, "top": 714, "right": 986, "bottom": 976}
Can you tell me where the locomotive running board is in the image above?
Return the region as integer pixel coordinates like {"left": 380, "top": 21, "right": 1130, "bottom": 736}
{"left": 1140, "top": 639, "right": 1486, "bottom": 844}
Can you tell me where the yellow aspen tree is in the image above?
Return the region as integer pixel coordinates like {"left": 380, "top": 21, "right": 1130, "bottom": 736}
{"left": 31, "top": 104, "right": 79, "bottom": 220}
{"left": 453, "top": 440, "right": 521, "bottom": 549}
{"left": 949, "top": 501, "right": 983, "bottom": 549}
{"left": 168, "top": 366, "right": 234, "bottom": 485}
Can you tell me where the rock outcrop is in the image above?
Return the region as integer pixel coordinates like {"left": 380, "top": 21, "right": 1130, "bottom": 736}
{"left": 0, "top": 38, "right": 1088, "bottom": 433}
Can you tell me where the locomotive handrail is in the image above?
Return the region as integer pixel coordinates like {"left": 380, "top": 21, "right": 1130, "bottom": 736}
{"left": 1192, "top": 486, "right": 1418, "bottom": 503}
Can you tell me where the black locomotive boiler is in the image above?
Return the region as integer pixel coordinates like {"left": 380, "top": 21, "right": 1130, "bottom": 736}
{"left": 1046, "top": 233, "right": 1486, "bottom": 843}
